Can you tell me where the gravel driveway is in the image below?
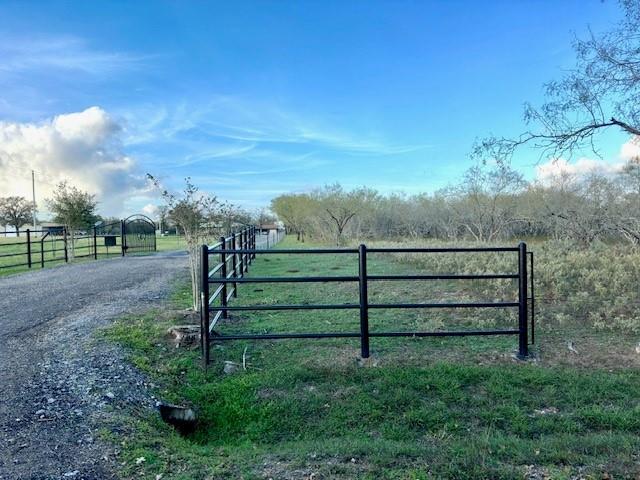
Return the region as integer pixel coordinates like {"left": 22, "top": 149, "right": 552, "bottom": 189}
{"left": 0, "top": 252, "right": 188, "bottom": 480}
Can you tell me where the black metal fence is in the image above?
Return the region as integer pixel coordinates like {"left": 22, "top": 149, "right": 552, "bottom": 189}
{"left": 0, "top": 214, "right": 156, "bottom": 274}
{"left": 200, "top": 232, "right": 535, "bottom": 365}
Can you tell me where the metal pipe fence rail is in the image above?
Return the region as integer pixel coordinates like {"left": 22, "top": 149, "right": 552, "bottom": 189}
{"left": 0, "top": 229, "right": 68, "bottom": 270}
{"left": 200, "top": 237, "right": 535, "bottom": 366}
{"left": 0, "top": 214, "right": 157, "bottom": 273}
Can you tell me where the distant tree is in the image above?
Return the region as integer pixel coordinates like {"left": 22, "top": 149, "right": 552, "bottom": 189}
{"left": 449, "top": 162, "right": 526, "bottom": 241}
{"left": 95, "top": 216, "right": 121, "bottom": 235}
{"left": 47, "top": 182, "right": 98, "bottom": 256}
{"left": 475, "top": 1, "right": 640, "bottom": 161}
{"left": 271, "top": 193, "right": 314, "bottom": 242}
{"left": 312, "top": 184, "right": 369, "bottom": 246}
{"left": 255, "top": 208, "right": 277, "bottom": 227}
{"left": 0, "top": 196, "right": 36, "bottom": 236}
{"left": 157, "top": 205, "right": 169, "bottom": 234}
{"left": 610, "top": 157, "right": 640, "bottom": 244}
{"left": 216, "top": 201, "right": 251, "bottom": 235}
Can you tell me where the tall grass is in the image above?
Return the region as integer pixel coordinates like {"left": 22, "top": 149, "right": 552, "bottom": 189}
{"left": 368, "top": 239, "right": 640, "bottom": 332}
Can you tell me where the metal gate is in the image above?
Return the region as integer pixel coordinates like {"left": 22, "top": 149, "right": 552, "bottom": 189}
{"left": 122, "top": 214, "right": 156, "bottom": 254}
{"left": 200, "top": 232, "right": 535, "bottom": 366}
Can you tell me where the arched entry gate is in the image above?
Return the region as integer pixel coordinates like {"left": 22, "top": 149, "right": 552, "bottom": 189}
{"left": 93, "top": 214, "right": 157, "bottom": 257}
{"left": 122, "top": 214, "right": 157, "bottom": 254}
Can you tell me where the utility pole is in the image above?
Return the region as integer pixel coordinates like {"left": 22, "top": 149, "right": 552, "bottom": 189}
{"left": 31, "top": 170, "right": 37, "bottom": 229}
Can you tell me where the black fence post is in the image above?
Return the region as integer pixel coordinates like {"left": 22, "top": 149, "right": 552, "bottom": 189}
{"left": 518, "top": 242, "right": 529, "bottom": 359}
{"left": 93, "top": 226, "right": 98, "bottom": 260}
{"left": 248, "top": 227, "right": 251, "bottom": 261}
{"left": 529, "top": 252, "right": 535, "bottom": 345}
{"left": 358, "top": 243, "right": 370, "bottom": 358}
{"left": 63, "top": 228, "right": 68, "bottom": 263}
{"left": 120, "top": 220, "right": 126, "bottom": 257}
{"left": 26, "top": 229, "right": 32, "bottom": 269}
{"left": 243, "top": 229, "right": 249, "bottom": 273}
{"left": 231, "top": 232, "right": 238, "bottom": 298}
{"left": 251, "top": 226, "right": 256, "bottom": 259}
{"left": 239, "top": 231, "right": 244, "bottom": 276}
{"left": 201, "top": 244, "right": 210, "bottom": 366}
{"left": 245, "top": 228, "right": 249, "bottom": 266}
{"left": 220, "top": 236, "right": 228, "bottom": 319}
{"left": 40, "top": 235, "right": 45, "bottom": 268}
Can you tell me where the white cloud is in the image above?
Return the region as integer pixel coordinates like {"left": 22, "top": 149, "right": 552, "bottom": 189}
{"left": 620, "top": 137, "right": 640, "bottom": 161}
{"left": 0, "top": 107, "right": 146, "bottom": 216}
{"left": 536, "top": 157, "right": 626, "bottom": 183}
{"left": 142, "top": 203, "right": 160, "bottom": 219}
{"left": 536, "top": 137, "right": 640, "bottom": 184}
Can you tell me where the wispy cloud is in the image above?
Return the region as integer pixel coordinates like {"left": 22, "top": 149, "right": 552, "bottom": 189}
{"left": 176, "top": 144, "right": 258, "bottom": 167}
{"left": 115, "top": 97, "right": 433, "bottom": 209}
{"left": 123, "top": 96, "right": 430, "bottom": 158}
{"left": 0, "top": 35, "right": 149, "bottom": 75}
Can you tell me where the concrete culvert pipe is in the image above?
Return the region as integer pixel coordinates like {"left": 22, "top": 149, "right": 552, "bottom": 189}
{"left": 158, "top": 403, "right": 197, "bottom": 435}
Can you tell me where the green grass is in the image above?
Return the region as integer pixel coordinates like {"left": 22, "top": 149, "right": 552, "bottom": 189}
{"left": 104, "top": 237, "right": 640, "bottom": 479}
{"left": 0, "top": 234, "right": 186, "bottom": 277}
{"left": 156, "top": 235, "right": 187, "bottom": 252}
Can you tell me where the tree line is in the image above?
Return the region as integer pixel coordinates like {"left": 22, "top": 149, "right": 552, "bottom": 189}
{"left": 271, "top": 158, "right": 640, "bottom": 246}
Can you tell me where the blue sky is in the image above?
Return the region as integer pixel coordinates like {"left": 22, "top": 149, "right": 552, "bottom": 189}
{"left": 0, "top": 0, "right": 630, "bottom": 216}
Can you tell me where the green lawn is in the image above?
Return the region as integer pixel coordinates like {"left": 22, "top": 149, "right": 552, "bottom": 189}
{"left": 105, "top": 237, "right": 640, "bottom": 479}
{"left": 156, "top": 235, "right": 187, "bottom": 252}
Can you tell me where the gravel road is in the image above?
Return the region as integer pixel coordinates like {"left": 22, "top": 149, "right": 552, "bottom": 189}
{"left": 0, "top": 252, "right": 188, "bottom": 480}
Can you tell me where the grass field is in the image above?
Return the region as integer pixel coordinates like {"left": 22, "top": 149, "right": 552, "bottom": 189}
{"left": 0, "top": 234, "right": 186, "bottom": 277}
{"left": 105, "top": 237, "right": 640, "bottom": 479}
{"left": 156, "top": 235, "right": 187, "bottom": 252}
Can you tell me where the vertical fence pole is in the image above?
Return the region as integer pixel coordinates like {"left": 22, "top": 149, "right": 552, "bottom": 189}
{"left": 358, "top": 244, "right": 370, "bottom": 358}
{"left": 201, "top": 244, "right": 210, "bottom": 366}
{"left": 251, "top": 226, "right": 256, "bottom": 259}
{"left": 40, "top": 236, "right": 45, "bottom": 268}
{"left": 63, "top": 228, "right": 68, "bottom": 263}
{"left": 120, "top": 220, "right": 126, "bottom": 257}
{"left": 220, "top": 236, "right": 228, "bottom": 319}
{"left": 231, "top": 232, "right": 238, "bottom": 297}
{"left": 26, "top": 229, "right": 32, "bottom": 269}
{"left": 518, "top": 242, "right": 529, "bottom": 359}
{"left": 93, "top": 226, "right": 98, "bottom": 260}
{"left": 243, "top": 229, "right": 248, "bottom": 273}
{"left": 246, "top": 228, "right": 250, "bottom": 266}
{"left": 245, "top": 228, "right": 250, "bottom": 266}
{"left": 529, "top": 252, "right": 535, "bottom": 345}
{"left": 239, "top": 231, "right": 244, "bottom": 276}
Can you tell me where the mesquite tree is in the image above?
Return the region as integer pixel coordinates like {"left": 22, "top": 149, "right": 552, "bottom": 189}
{"left": 269, "top": 168, "right": 639, "bottom": 245}
{"left": 475, "top": 1, "right": 640, "bottom": 162}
